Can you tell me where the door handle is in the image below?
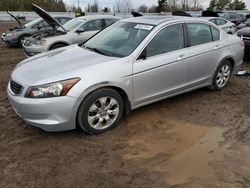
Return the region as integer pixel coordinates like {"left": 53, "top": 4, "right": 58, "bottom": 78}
{"left": 177, "top": 54, "right": 186, "bottom": 60}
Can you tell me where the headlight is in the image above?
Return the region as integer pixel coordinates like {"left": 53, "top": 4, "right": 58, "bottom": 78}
{"left": 6, "top": 32, "right": 17, "bottom": 37}
{"left": 25, "top": 78, "right": 80, "bottom": 98}
{"left": 31, "top": 39, "right": 46, "bottom": 46}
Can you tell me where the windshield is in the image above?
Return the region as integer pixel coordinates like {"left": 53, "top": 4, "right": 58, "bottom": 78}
{"left": 62, "top": 18, "right": 85, "bottom": 31}
{"left": 24, "top": 18, "right": 42, "bottom": 27}
{"left": 84, "top": 22, "right": 154, "bottom": 57}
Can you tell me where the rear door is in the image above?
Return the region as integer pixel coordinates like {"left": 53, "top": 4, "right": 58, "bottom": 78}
{"left": 185, "top": 22, "right": 222, "bottom": 87}
{"left": 133, "top": 23, "right": 190, "bottom": 105}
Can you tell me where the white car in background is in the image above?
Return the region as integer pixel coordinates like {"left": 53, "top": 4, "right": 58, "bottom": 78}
{"left": 22, "top": 4, "right": 120, "bottom": 56}
{"left": 201, "top": 17, "right": 237, "bottom": 35}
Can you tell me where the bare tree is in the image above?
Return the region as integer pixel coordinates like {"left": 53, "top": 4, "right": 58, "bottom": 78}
{"left": 90, "top": 0, "right": 99, "bottom": 12}
{"left": 137, "top": 4, "right": 148, "bottom": 13}
{"left": 114, "top": 0, "right": 121, "bottom": 12}
{"left": 114, "top": 0, "right": 132, "bottom": 13}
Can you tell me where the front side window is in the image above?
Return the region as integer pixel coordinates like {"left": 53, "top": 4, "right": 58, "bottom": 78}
{"left": 82, "top": 19, "right": 102, "bottom": 31}
{"left": 62, "top": 18, "right": 85, "bottom": 31}
{"left": 187, "top": 23, "right": 212, "bottom": 46}
{"left": 146, "top": 24, "right": 184, "bottom": 57}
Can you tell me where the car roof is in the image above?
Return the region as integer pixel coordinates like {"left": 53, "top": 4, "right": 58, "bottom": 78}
{"left": 122, "top": 16, "right": 211, "bottom": 26}
{"left": 76, "top": 15, "right": 120, "bottom": 20}
{"left": 200, "top": 17, "right": 226, "bottom": 20}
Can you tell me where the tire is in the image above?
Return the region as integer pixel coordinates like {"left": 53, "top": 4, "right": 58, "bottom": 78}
{"left": 50, "top": 43, "right": 67, "bottom": 50}
{"left": 17, "top": 34, "right": 30, "bottom": 47}
{"left": 210, "top": 60, "right": 232, "bottom": 91}
{"left": 77, "top": 88, "right": 124, "bottom": 134}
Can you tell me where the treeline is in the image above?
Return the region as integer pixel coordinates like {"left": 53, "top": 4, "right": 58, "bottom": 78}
{"left": 207, "top": 0, "right": 246, "bottom": 11}
{"left": 0, "top": 0, "right": 66, "bottom": 12}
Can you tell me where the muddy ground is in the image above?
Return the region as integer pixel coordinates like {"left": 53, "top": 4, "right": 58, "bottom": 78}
{"left": 0, "top": 21, "right": 250, "bottom": 188}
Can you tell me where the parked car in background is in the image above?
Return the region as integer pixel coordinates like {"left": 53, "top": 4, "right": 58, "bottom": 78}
{"left": 8, "top": 16, "right": 244, "bottom": 134}
{"left": 236, "top": 13, "right": 246, "bottom": 23}
{"left": 237, "top": 22, "right": 250, "bottom": 53}
{"left": 1, "top": 10, "right": 71, "bottom": 47}
{"left": 219, "top": 12, "right": 241, "bottom": 25}
{"left": 236, "top": 15, "right": 250, "bottom": 30}
{"left": 201, "top": 17, "right": 236, "bottom": 34}
{"left": 22, "top": 4, "right": 120, "bottom": 56}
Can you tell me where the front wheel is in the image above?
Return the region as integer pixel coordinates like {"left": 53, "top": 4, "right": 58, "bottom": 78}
{"left": 210, "top": 60, "right": 232, "bottom": 91}
{"left": 77, "top": 88, "right": 124, "bottom": 134}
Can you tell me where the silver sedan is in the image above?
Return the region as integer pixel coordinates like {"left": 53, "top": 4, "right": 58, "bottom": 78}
{"left": 8, "top": 16, "right": 244, "bottom": 134}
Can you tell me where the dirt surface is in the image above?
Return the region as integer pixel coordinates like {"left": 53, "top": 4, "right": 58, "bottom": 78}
{"left": 1, "top": 21, "right": 250, "bottom": 188}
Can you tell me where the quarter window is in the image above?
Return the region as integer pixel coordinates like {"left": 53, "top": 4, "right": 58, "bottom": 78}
{"left": 186, "top": 23, "right": 212, "bottom": 46}
{"left": 211, "top": 26, "right": 220, "bottom": 41}
{"left": 146, "top": 24, "right": 184, "bottom": 57}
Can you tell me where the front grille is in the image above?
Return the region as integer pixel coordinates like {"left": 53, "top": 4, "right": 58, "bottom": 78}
{"left": 10, "top": 80, "right": 23, "bottom": 95}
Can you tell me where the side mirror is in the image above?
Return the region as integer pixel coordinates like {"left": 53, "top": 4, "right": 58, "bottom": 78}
{"left": 137, "top": 48, "right": 147, "bottom": 60}
{"left": 76, "top": 28, "right": 85, "bottom": 33}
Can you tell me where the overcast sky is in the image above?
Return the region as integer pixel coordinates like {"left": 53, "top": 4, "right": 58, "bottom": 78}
{"left": 64, "top": 0, "right": 250, "bottom": 10}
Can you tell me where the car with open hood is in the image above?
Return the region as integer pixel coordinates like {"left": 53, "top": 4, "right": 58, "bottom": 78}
{"left": 1, "top": 7, "right": 72, "bottom": 47}
{"left": 8, "top": 16, "right": 244, "bottom": 134}
{"left": 22, "top": 5, "right": 120, "bottom": 57}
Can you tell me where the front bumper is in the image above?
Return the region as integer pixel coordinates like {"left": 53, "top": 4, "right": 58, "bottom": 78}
{"left": 7, "top": 81, "right": 78, "bottom": 132}
{"left": 22, "top": 40, "right": 47, "bottom": 57}
{"left": 1, "top": 34, "right": 18, "bottom": 46}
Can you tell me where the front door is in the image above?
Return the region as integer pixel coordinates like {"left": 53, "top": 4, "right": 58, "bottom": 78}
{"left": 133, "top": 23, "right": 189, "bottom": 105}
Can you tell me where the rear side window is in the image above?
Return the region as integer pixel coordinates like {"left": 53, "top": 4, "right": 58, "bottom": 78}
{"left": 211, "top": 26, "right": 220, "bottom": 41}
{"left": 186, "top": 23, "right": 212, "bottom": 46}
{"left": 59, "top": 18, "right": 71, "bottom": 25}
{"left": 146, "top": 24, "right": 184, "bottom": 57}
{"left": 209, "top": 19, "right": 216, "bottom": 24}
{"left": 216, "top": 19, "right": 227, "bottom": 26}
{"left": 104, "top": 19, "right": 118, "bottom": 27}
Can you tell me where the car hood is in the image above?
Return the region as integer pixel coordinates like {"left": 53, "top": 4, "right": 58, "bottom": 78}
{"left": 12, "top": 45, "right": 118, "bottom": 86}
{"left": 7, "top": 11, "right": 24, "bottom": 27}
{"left": 32, "top": 4, "right": 67, "bottom": 32}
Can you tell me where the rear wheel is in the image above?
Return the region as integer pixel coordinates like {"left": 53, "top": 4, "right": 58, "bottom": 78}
{"left": 210, "top": 60, "right": 232, "bottom": 91}
{"left": 77, "top": 88, "right": 124, "bottom": 134}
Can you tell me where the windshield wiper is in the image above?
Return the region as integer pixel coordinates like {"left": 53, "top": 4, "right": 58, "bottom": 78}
{"left": 84, "top": 46, "right": 109, "bottom": 56}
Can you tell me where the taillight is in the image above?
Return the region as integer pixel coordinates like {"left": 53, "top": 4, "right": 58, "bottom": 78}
{"left": 240, "top": 37, "right": 245, "bottom": 48}
{"left": 232, "top": 24, "right": 237, "bottom": 32}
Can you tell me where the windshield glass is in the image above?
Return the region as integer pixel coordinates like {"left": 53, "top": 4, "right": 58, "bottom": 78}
{"left": 84, "top": 22, "right": 154, "bottom": 57}
{"left": 62, "top": 18, "right": 85, "bottom": 31}
{"left": 24, "top": 18, "right": 42, "bottom": 27}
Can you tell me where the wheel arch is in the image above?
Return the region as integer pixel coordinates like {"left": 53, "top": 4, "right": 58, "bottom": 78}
{"left": 219, "top": 56, "right": 235, "bottom": 71}
{"left": 48, "top": 41, "right": 69, "bottom": 50}
{"left": 74, "top": 83, "right": 131, "bottom": 127}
